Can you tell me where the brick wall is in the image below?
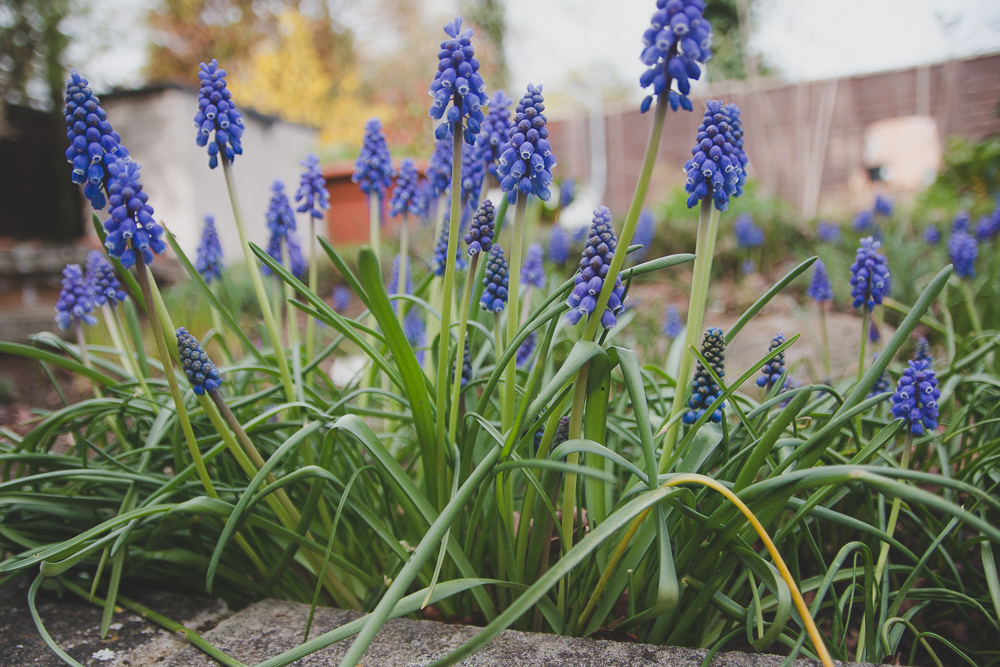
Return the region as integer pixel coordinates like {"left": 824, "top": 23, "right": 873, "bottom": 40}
{"left": 547, "top": 52, "right": 1000, "bottom": 218}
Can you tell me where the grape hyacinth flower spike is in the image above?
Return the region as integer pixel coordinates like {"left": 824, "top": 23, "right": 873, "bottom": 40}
{"left": 295, "top": 154, "right": 330, "bottom": 220}
{"left": 55, "top": 264, "right": 97, "bottom": 330}
{"left": 734, "top": 214, "right": 764, "bottom": 249}
{"left": 924, "top": 225, "right": 940, "bottom": 245}
{"left": 461, "top": 140, "right": 486, "bottom": 205}
{"left": 756, "top": 332, "right": 787, "bottom": 391}
{"left": 426, "top": 135, "right": 453, "bottom": 200}
{"left": 434, "top": 217, "right": 468, "bottom": 275}
{"left": 890, "top": 357, "right": 941, "bottom": 435}
{"left": 548, "top": 226, "right": 570, "bottom": 264}
{"left": 480, "top": 244, "right": 510, "bottom": 313}
{"left": 496, "top": 85, "right": 556, "bottom": 204}
{"left": 632, "top": 209, "right": 657, "bottom": 263}
{"left": 853, "top": 210, "right": 874, "bottom": 233}
{"left": 874, "top": 194, "right": 894, "bottom": 217}
{"left": 388, "top": 254, "right": 413, "bottom": 314}
{"left": 194, "top": 60, "right": 245, "bottom": 169}
{"left": 428, "top": 17, "right": 489, "bottom": 144}
{"left": 914, "top": 337, "right": 932, "bottom": 363}
{"left": 560, "top": 179, "right": 577, "bottom": 209}
{"left": 262, "top": 230, "right": 306, "bottom": 278}
{"left": 522, "top": 243, "right": 546, "bottom": 289}
{"left": 389, "top": 158, "right": 426, "bottom": 219}
{"left": 849, "top": 237, "right": 890, "bottom": 310}
{"left": 639, "top": 0, "right": 713, "bottom": 113}
{"left": 476, "top": 90, "right": 513, "bottom": 182}
{"left": 817, "top": 221, "right": 841, "bottom": 244}
{"left": 662, "top": 304, "right": 683, "bottom": 338}
{"left": 516, "top": 332, "right": 537, "bottom": 369}
{"left": 333, "top": 286, "right": 351, "bottom": 312}
{"left": 683, "top": 100, "right": 747, "bottom": 212}
{"left": 195, "top": 215, "right": 224, "bottom": 284}
{"left": 352, "top": 118, "right": 394, "bottom": 199}
{"left": 807, "top": 259, "right": 832, "bottom": 303}
{"left": 682, "top": 327, "right": 726, "bottom": 424}
{"left": 952, "top": 211, "right": 970, "bottom": 233}
{"left": 176, "top": 327, "right": 222, "bottom": 395}
{"left": 566, "top": 207, "right": 627, "bottom": 329}
{"left": 868, "top": 354, "right": 890, "bottom": 400}
{"left": 464, "top": 199, "right": 495, "bottom": 256}
{"left": 949, "top": 229, "right": 978, "bottom": 279}
{"left": 266, "top": 181, "right": 296, "bottom": 236}
{"left": 103, "top": 159, "right": 166, "bottom": 269}
{"left": 85, "top": 250, "right": 126, "bottom": 308}
{"left": 63, "top": 70, "right": 130, "bottom": 209}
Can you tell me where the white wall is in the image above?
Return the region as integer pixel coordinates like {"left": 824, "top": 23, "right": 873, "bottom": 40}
{"left": 91, "top": 88, "right": 318, "bottom": 268}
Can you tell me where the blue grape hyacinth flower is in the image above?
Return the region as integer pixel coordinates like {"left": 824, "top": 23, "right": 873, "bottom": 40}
{"left": 195, "top": 215, "right": 224, "bottom": 284}
{"left": 266, "top": 181, "right": 296, "bottom": 236}
{"left": 756, "top": 332, "right": 787, "bottom": 391}
{"left": 476, "top": 90, "right": 513, "bottom": 181}
{"left": 522, "top": 242, "right": 546, "bottom": 290}
{"left": 55, "top": 263, "right": 97, "bottom": 330}
{"left": 952, "top": 211, "right": 970, "bottom": 233}
{"left": 464, "top": 199, "right": 495, "bottom": 256}
{"left": 849, "top": 236, "right": 890, "bottom": 310}
{"left": 388, "top": 253, "right": 413, "bottom": 314}
{"left": 262, "top": 229, "right": 306, "bottom": 278}
{"left": 874, "top": 194, "right": 894, "bottom": 217}
{"left": 639, "top": 0, "right": 713, "bottom": 113}
{"left": 333, "top": 286, "right": 351, "bottom": 312}
{"left": 890, "top": 357, "right": 941, "bottom": 435}
{"left": 683, "top": 100, "right": 747, "bottom": 212}
{"left": 566, "top": 207, "right": 626, "bottom": 329}
{"left": 426, "top": 135, "right": 453, "bottom": 199}
{"left": 548, "top": 226, "right": 570, "bottom": 264}
{"left": 852, "top": 210, "right": 874, "bottom": 233}
{"left": 682, "top": 327, "right": 726, "bottom": 424}
{"left": 924, "top": 225, "right": 940, "bottom": 245}
{"left": 85, "top": 250, "right": 126, "bottom": 308}
{"left": 975, "top": 211, "right": 1000, "bottom": 241}
{"left": 389, "top": 158, "right": 426, "bottom": 219}
{"left": 480, "top": 244, "right": 510, "bottom": 313}
{"left": 497, "top": 85, "right": 556, "bottom": 205}
{"left": 914, "top": 337, "right": 932, "bottom": 363}
{"left": 352, "top": 118, "right": 394, "bottom": 199}
{"left": 176, "top": 327, "right": 222, "bottom": 395}
{"left": 194, "top": 60, "right": 245, "bottom": 169}
{"left": 807, "top": 259, "right": 833, "bottom": 303}
{"left": 433, "top": 216, "right": 468, "bottom": 276}
{"left": 663, "top": 304, "right": 683, "bottom": 338}
{"left": 517, "top": 331, "right": 537, "bottom": 369}
{"left": 560, "top": 179, "right": 577, "bottom": 209}
{"left": 632, "top": 209, "right": 657, "bottom": 263}
{"left": 295, "top": 154, "right": 330, "bottom": 220}
{"left": 817, "top": 221, "right": 841, "bottom": 244}
{"left": 103, "top": 159, "right": 166, "bottom": 269}
{"left": 63, "top": 70, "right": 130, "bottom": 210}
{"left": 868, "top": 320, "right": 881, "bottom": 344}
{"left": 734, "top": 213, "right": 764, "bottom": 248}
{"left": 868, "top": 355, "right": 890, "bottom": 401}
{"left": 404, "top": 308, "right": 426, "bottom": 365}
{"left": 461, "top": 140, "right": 486, "bottom": 204}
{"left": 428, "top": 18, "right": 489, "bottom": 144}
{"left": 949, "top": 230, "right": 978, "bottom": 279}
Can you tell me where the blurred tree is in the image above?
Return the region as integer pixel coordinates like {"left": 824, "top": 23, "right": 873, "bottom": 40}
{"left": 703, "top": 0, "right": 750, "bottom": 81}
{"left": 145, "top": 0, "right": 353, "bottom": 88}
{"left": 227, "top": 8, "right": 388, "bottom": 151}
{"left": 0, "top": 0, "right": 73, "bottom": 112}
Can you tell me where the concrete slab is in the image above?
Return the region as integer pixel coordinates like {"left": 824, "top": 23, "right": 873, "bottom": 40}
{"left": 160, "top": 598, "right": 874, "bottom": 667}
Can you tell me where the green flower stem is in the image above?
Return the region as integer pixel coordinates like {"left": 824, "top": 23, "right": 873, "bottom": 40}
{"left": 398, "top": 214, "right": 410, "bottom": 328}
{"left": 503, "top": 196, "right": 529, "bottom": 433}
{"left": 208, "top": 306, "right": 233, "bottom": 367}
{"left": 369, "top": 192, "right": 381, "bottom": 261}
{"left": 108, "top": 305, "right": 154, "bottom": 401}
{"left": 858, "top": 305, "right": 869, "bottom": 383}
{"left": 305, "top": 219, "right": 318, "bottom": 374}
{"left": 221, "top": 160, "right": 295, "bottom": 405}
{"left": 581, "top": 94, "right": 668, "bottom": 344}
{"left": 447, "top": 253, "right": 480, "bottom": 445}
{"left": 659, "top": 199, "right": 722, "bottom": 472}
{"left": 424, "top": 200, "right": 445, "bottom": 377}
{"left": 494, "top": 312, "right": 504, "bottom": 362}
{"left": 961, "top": 280, "right": 982, "bottom": 333}
{"left": 134, "top": 251, "right": 216, "bottom": 499}
{"left": 558, "top": 360, "right": 591, "bottom": 615}
{"left": 818, "top": 303, "right": 831, "bottom": 379}
{"left": 857, "top": 432, "right": 913, "bottom": 661}
{"left": 280, "top": 237, "right": 300, "bottom": 353}
{"left": 101, "top": 304, "right": 137, "bottom": 382}
{"left": 433, "top": 117, "right": 465, "bottom": 510}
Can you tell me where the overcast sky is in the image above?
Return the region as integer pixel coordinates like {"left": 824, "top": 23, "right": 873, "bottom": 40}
{"left": 81, "top": 0, "right": 1000, "bottom": 98}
